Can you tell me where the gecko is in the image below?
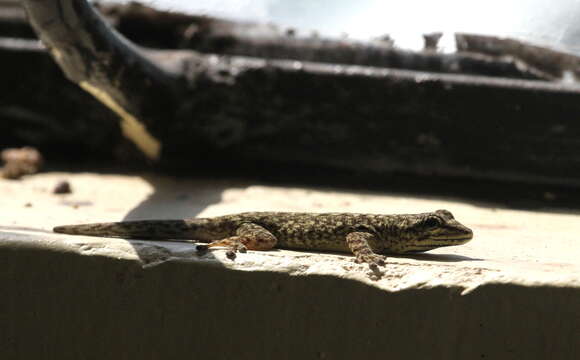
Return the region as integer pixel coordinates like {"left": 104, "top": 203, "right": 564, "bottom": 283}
{"left": 53, "top": 210, "right": 473, "bottom": 268}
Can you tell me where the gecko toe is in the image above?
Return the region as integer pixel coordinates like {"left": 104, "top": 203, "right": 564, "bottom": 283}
{"left": 356, "top": 254, "right": 386, "bottom": 268}
{"left": 226, "top": 250, "right": 237, "bottom": 260}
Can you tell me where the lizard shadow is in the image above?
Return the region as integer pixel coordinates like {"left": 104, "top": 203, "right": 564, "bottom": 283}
{"left": 262, "top": 248, "right": 482, "bottom": 263}
{"left": 118, "top": 174, "right": 247, "bottom": 265}
{"left": 394, "top": 253, "right": 484, "bottom": 262}
{"left": 121, "top": 174, "right": 235, "bottom": 220}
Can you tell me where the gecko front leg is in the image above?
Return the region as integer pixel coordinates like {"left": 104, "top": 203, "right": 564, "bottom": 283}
{"left": 345, "top": 231, "right": 386, "bottom": 269}
{"left": 197, "top": 223, "right": 278, "bottom": 260}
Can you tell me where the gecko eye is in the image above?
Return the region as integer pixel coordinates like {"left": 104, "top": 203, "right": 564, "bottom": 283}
{"left": 423, "top": 217, "right": 441, "bottom": 228}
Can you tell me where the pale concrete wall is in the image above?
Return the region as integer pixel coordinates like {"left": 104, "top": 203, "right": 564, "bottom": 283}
{"left": 1, "top": 240, "right": 578, "bottom": 359}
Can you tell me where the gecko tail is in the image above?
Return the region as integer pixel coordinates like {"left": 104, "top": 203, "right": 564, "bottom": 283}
{"left": 53, "top": 220, "right": 196, "bottom": 239}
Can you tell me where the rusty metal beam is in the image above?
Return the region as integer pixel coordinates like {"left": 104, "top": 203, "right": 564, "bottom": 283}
{"left": 9, "top": 0, "right": 580, "bottom": 189}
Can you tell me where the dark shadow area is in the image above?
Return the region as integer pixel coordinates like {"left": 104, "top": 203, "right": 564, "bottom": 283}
{"left": 1, "top": 245, "right": 578, "bottom": 359}
{"left": 120, "top": 174, "right": 232, "bottom": 220}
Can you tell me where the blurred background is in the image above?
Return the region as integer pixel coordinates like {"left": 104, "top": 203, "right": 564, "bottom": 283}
{"left": 140, "top": 0, "right": 580, "bottom": 53}
{"left": 4, "top": 0, "right": 580, "bottom": 207}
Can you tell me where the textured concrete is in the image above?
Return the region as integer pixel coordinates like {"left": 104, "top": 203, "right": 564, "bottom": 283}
{"left": 1, "top": 173, "right": 579, "bottom": 359}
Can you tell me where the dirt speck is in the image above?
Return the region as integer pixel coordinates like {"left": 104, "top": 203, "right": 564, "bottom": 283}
{"left": 0, "top": 147, "right": 43, "bottom": 180}
{"left": 53, "top": 180, "right": 72, "bottom": 194}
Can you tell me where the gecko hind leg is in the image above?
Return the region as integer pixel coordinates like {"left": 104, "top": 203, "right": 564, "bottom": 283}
{"left": 346, "top": 231, "right": 386, "bottom": 270}
{"left": 196, "top": 223, "right": 278, "bottom": 260}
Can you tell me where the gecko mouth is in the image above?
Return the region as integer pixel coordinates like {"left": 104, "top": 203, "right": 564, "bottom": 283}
{"left": 392, "top": 227, "right": 473, "bottom": 254}
{"left": 432, "top": 227, "right": 473, "bottom": 242}
{"left": 432, "top": 233, "right": 473, "bottom": 241}
{"left": 402, "top": 240, "right": 466, "bottom": 253}
{"left": 418, "top": 233, "right": 473, "bottom": 248}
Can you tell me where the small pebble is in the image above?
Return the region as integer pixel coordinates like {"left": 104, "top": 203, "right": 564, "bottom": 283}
{"left": 53, "top": 180, "right": 72, "bottom": 194}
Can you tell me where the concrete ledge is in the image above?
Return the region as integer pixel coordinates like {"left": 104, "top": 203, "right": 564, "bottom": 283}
{"left": 1, "top": 173, "right": 579, "bottom": 359}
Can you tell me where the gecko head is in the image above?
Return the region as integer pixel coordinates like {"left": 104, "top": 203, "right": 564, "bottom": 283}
{"left": 389, "top": 209, "right": 473, "bottom": 253}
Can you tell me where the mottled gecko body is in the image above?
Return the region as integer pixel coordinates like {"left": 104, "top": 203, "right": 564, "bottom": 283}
{"left": 53, "top": 210, "right": 473, "bottom": 267}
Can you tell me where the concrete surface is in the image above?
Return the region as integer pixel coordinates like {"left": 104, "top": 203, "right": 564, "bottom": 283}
{"left": 1, "top": 172, "right": 579, "bottom": 359}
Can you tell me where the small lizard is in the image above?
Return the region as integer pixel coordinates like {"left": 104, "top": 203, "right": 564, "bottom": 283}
{"left": 53, "top": 210, "right": 473, "bottom": 267}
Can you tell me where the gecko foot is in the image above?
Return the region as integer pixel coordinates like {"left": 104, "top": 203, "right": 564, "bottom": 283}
{"left": 197, "top": 242, "right": 247, "bottom": 260}
{"left": 355, "top": 254, "right": 386, "bottom": 268}
{"left": 225, "top": 244, "right": 247, "bottom": 260}
{"left": 355, "top": 254, "right": 387, "bottom": 280}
